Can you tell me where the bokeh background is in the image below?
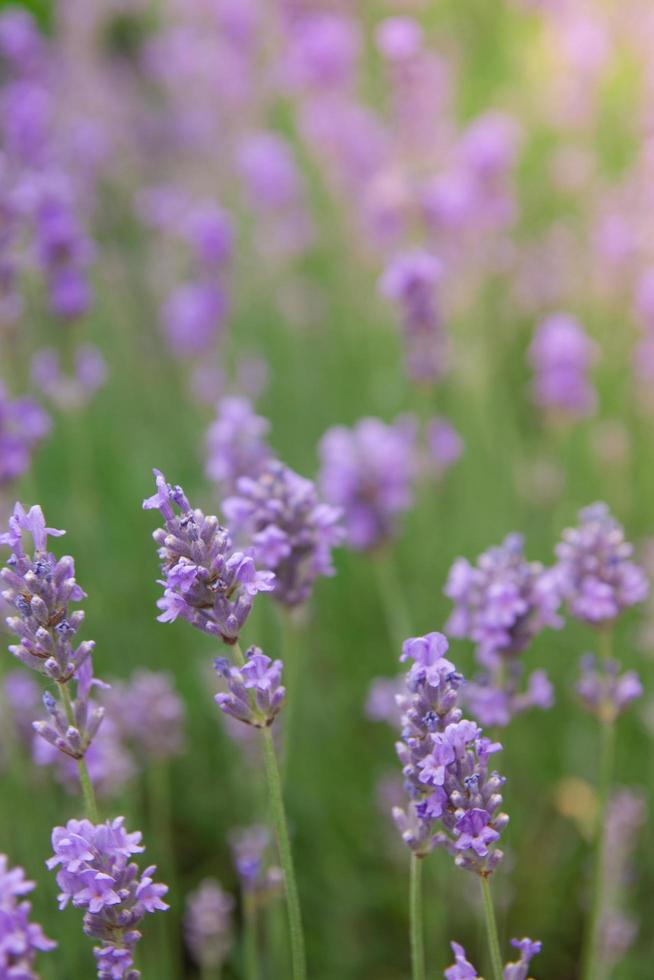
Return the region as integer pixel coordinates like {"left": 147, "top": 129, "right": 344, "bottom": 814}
{"left": 1, "top": 0, "right": 653, "bottom": 977}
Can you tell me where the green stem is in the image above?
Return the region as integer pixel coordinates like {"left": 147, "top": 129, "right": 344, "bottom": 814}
{"left": 147, "top": 760, "right": 178, "bottom": 979}
{"left": 243, "top": 890, "right": 259, "bottom": 980}
{"left": 261, "top": 726, "right": 307, "bottom": 980}
{"left": 57, "top": 682, "right": 99, "bottom": 822}
{"left": 280, "top": 609, "right": 303, "bottom": 778}
{"left": 580, "top": 669, "right": 616, "bottom": 978}
{"left": 373, "top": 549, "right": 413, "bottom": 655}
{"left": 480, "top": 876, "right": 503, "bottom": 980}
{"left": 409, "top": 853, "right": 426, "bottom": 980}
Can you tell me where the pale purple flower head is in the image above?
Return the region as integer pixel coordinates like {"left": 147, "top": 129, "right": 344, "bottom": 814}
{"left": 32, "top": 656, "right": 106, "bottom": 766}
{"left": 47, "top": 817, "right": 168, "bottom": 979}
{"left": 0, "top": 502, "right": 95, "bottom": 682}
{"left": 183, "top": 202, "right": 233, "bottom": 269}
{"left": 393, "top": 632, "right": 508, "bottom": 873}
{"left": 376, "top": 17, "right": 424, "bottom": 62}
{"left": 444, "top": 937, "right": 541, "bottom": 980}
{"left": 101, "top": 670, "right": 185, "bottom": 762}
{"left": 228, "top": 825, "right": 283, "bottom": 897}
{"left": 161, "top": 281, "right": 227, "bottom": 357}
{"left": 184, "top": 879, "right": 233, "bottom": 972}
{"left": 223, "top": 461, "right": 343, "bottom": 607}
{"left": 285, "top": 14, "right": 360, "bottom": 91}
{"left": 379, "top": 250, "right": 447, "bottom": 384}
{"left": 426, "top": 417, "right": 464, "bottom": 477}
{"left": 0, "top": 383, "right": 50, "bottom": 487}
{"left": 445, "top": 533, "right": 562, "bottom": 668}
{"left": 205, "top": 397, "right": 273, "bottom": 494}
{"left": 528, "top": 313, "right": 597, "bottom": 417}
{"left": 555, "top": 503, "right": 649, "bottom": 625}
{"left": 577, "top": 654, "right": 642, "bottom": 721}
{"left": 318, "top": 416, "right": 416, "bottom": 551}
{"left": 237, "top": 132, "right": 302, "bottom": 211}
{"left": 0, "top": 853, "right": 56, "bottom": 979}
{"left": 144, "top": 469, "right": 274, "bottom": 643}
{"left": 464, "top": 668, "right": 554, "bottom": 728}
{"left": 214, "top": 646, "right": 285, "bottom": 728}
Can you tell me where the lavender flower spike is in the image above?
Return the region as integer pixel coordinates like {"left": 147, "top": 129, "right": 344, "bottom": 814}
{"left": 47, "top": 817, "right": 168, "bottom": 979}
{"left": 229, "top": 825, "right": 283, "bottom": 898}
{"left": 0, "top": 853, "right": 56, "bottom": 978}
{"left": 577, "top": 654, "right": 642, "bottom": 722}
{"left": 223, "top": 460, "right": 344, "bottom": 607}
{"left": 443, "top": 937, "right": 541, "bottom": 979}
{"left": 318, "top": 415, "right": 417, "bottom": 551}
{"left": 393, "top": 632, "right": 509, "bottom": 875}
{"left": 555, "top": 503, "right": 649, "bottom": 626}
{"left": 0, "top": 502, "right": 95, "bottom": 682}
{"left": 205, "top": 396, "right": 273, "bottom": 494}
{"left": 143, "top": 469, "right": 274, "bottom": 644}
{"left": 185, "top": 879, "right": 234, "bottom": 974}
{"left": 215, "top": 646, "right": 285, "bottom": 728}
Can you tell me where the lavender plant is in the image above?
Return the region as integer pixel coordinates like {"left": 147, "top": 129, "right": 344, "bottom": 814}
{"left": 393, "top": 632, "right": 510, "bottom": 980}
{"left": 185, "top": 878, "right": 234, "bottom": 980}
{"left": 144, "top": 469, "right": 307, "bottom": 980}
{"left": 0, "top": 853, "right": 56, "bottom": 978}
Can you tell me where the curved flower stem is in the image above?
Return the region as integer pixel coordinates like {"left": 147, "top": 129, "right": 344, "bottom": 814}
{"left": 57, "top": 681, "right": 99, "bottom": 822}
{"left": 409, "top": 853, "right": 426, "bottom": 980}
{"left": 480, "top": 876, "right": 503, "bottom": 980}
{"left": 373, "top": 549, "right": 413, "bottom": 655}
{"left": 280, "top": 608, "right": 303, "bottom": 778}
{"left": 581, "top": 628, "right": 615, "bottom": 980}
{"left": 243, "top": 890, "right": 260, "bottom": 980}
{"left": 261, "top": 726, "right": 307, "bottom": 980}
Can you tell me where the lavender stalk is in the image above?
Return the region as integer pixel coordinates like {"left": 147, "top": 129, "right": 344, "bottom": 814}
{"left": 409, "top": 853, "right": 425, "bottom": 980}
{"left": 480, "top": 876, "right": 503, "bottom": 980}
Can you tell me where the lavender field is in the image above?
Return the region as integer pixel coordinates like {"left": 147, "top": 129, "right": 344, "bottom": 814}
{"left": 1, "top": 1, "right": 653, "bottom": 978}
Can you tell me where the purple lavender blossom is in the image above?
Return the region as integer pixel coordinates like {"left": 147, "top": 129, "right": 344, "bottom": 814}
{"left": 101, "top": 670, "right": 185, "bottom": 762}
{"left": 47, "top": 817, "right": 168, "bottom": 979}
{"left": 318, "top": 416, "right": 416, "bottom": 551}
{"left": 0, "top": 384, "right": 50, "bottom": 487}
{"left": 184, "top": 878, "right": 234, "bottom": 973}
{"left": 378, "top": 249, "right": 448, "bottom": 384}
{"left": 2, "top": 669, "right": 39, "bottom": 746}
{"left": 183, "top": 202, "right": 233, "bottom": 269}
{"left": 444, "top": 937, "right": 541, "bottom": 980}
{"left": 577, "top": 654, "right": 642, "bottom": 721}
{"left": 598, "top": 790, "right": 645, "bottom": 970}
{"left": 32, "top": 657, "right": 105, "bottom": 763}
{"left": 205, "top": 397, "right": 273, "bottom": 494}
{"left": 528, "top": 313, "right": 597, "bottom": 417}
{"left": 464, "top": 668, "right": 554, "bottom": 729}
{"left": 285, "top": 13, "right": 360, "bottom": 92}
{"left": 31, "top": 345, "right": 108, "bottom": 411}
{"left": 161, "top": 281, "right": 227, "bottom": 357}
{"left": 393, "top": 632, "right": 508, "bottom": 874}
{"left": 223, "top": 461, "right": 343, "bottom": 607}
{"left": 445, "top": 533, "right": 561, "bottom": 667}
{"left": 426, "top": 416, "right": 464, "bottom": 477}
{"left": 0, "top": 502, "right": 94, "bottom": 682}
{"left": 214, "top": 646, "right": 285, "bottom": 728}
{"left": 0, "top": 853, "right": 56, "bottom": 978}
{"left": 555, "top": 503, "right": 649, "bottom": 625}
{"left": 34, "top": 715, "right": 135, "bottom": 800}
{"left": 229, "top": 825, "right": 283, "bottom": 898}
{"left": 143, "top": 469, "right": 274, "bottom": 643}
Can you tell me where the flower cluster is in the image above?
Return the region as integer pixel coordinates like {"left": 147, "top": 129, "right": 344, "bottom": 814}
{"left": 378, "top": 250, "right": 447, "bottom": 384}
{"left": 393, "top": 633, "right": 508, "bottom": 874}
{"left": 33, "top": 658, "right": 105, "bottom": 761}
{"left": 555, "top": 503, "right": 649, "bottom": 625}
{"left": 0, "top": 853, "right": 56, "bottom": 978}
{"left": 229, "top": 825, "right": 283, "bottom": 899}
{"left": 143, "top": 469, "right": 274, "bottom": 643}
{"left": 577, "top": 655, "right": 642, "bottom": 722}
{"left": 47, "top": 818, "right": 168, "bottom": 979}
{"left": 0, "top": 383, "right": 50, "bottom": 488}
{"left": 31, "top": 345, "right": 107, "bottom": 413}
{"left": 214, "top": 646, "right": 285, "bottom": 728}
{"left": 0, "top": 503, "right": 92, "bottom": 682}
{"left": 318, "top": 416, "right": 417, "bottom": 551}
{"left": 445, "top": 533, "right": 561, "bottom": 666}
{"left": 597, "top": 790, "right": 646, "bottom": 970}
{"left": 205, "top": 396, "right": 273, "bottom": 494}
{"left": 184, "top": 878, "right": 234, "bottom": 974}
{"left": 101, "top": 669, "right": 185, "bottom": 762}
{"left": 444, "top": 937, "right": 541, "bottom": 979}
{"left": 528, "top": 313, "right": 597, "bottom": 418}
{"left": 223, "top": 461, "right": 343, "bottom": 607}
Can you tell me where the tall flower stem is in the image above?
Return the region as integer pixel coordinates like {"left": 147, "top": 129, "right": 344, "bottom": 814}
{"left": 480, "top": 875, "right": 504, "bottom": 980}
{"left": 230, "top": 639, "right": 306, "bottom": 979}
{"left": 243, "top": 890, "right": 259, "bottom": 980}
{"left": 57, "top": 681, "right": 99, "bottom": 822}
{"left": 373, "top": 549, "right": 413, "bottom": 654}
{"left": 147, "top": 760, "right": 179, "bottom": 980}
{"left": 279, "top": 608, "right": 303, "bottom": 778}
{"left": 409, "top": 854, "right": 426, "bottom": 980}
{"left": 261, "top": 726, "right": 307, "bottom": 980}
{"left": 580, "top": 629, "right": 615, "bottom": 980}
